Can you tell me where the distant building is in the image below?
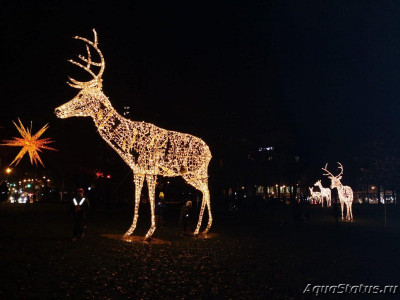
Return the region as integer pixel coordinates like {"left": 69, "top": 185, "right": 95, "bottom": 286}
{"left": 354, "top": 185, "right": 396, "bottom": 204}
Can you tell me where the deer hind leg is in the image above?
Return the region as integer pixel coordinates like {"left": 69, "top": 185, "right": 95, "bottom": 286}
{"left": 349, "top": 202, "right": 353, "bottom": 221}
{"left": 347, "top": 202, "right": 353, "bottom": 221}
{"left": 144, "top": 175, "right": 157, "bottom": 240}
{"left": 123, "top": 174, "right": 145, "bottom": 237}
{"left": 340, "top": 201, "right": 344, "bottom": 220}
{"left": 203, "top": 188, "right": 213, "bottom": 234}
{"left": 184, "top": 176, "right": 212, "bottom": 235}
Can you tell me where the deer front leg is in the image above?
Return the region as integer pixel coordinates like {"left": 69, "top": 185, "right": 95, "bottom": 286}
{"left": 144, "top": 175, "right": 157, "bottom": 240}
{"left": 123, "top": 174, "right": 145, "bottom": 238}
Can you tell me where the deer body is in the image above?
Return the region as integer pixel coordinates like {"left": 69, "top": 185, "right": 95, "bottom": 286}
{"left": 91, "top": 95, "right": 211, "bottom": 177}
{"left": 55, "top": 30, "right": 212, "bottom": 239}
{"left": 322, "top": 163, "right": 353, "bottom": 221}
{"left": 308, "top": 187, "right": 322, "bottom": 204}
{"left": 336, "top": 183, "right": 353, "bottom": 221}
{"left": 314, "top": 180, "right": 331, "bottom": 207}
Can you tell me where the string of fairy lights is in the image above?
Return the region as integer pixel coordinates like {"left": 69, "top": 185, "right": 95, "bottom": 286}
{"left": 55, "top": 29, "right": 213, "bottom": 239}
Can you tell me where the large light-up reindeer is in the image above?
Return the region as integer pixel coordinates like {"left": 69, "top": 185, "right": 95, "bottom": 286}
{"left": 322, "top": 163, "right": 353, "bottom": 221}
{"left": 55, "top": 30, "right": 212, "bottom": 239}
{"left": 308, "top": 187, "right": 322, "bottom": 204}
{"left": 314, "top": 180, "right": 331, "bottom": 207}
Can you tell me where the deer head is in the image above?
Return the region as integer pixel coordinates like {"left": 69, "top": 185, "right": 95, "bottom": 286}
{"left": 55, "top": 29, "right": 111, "bottom": 119}
{"left": 322, "top": 162, "right": 344, "bottom": 189}
{"left": 314, "top": 180, "right": 321, "bottom": 187}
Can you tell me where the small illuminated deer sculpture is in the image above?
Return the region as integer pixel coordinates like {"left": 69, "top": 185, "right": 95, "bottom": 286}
{"left": 55, "top": 30, "right": 212, "bottom": 239}
{"left": 322, "top": 163, "right": 353, "bottom": 221}
{"left": 314, "top": 180, "right": 331, "bottom": 207}
{"left": 308, "top": 187, "right": 322, "bottom": 204}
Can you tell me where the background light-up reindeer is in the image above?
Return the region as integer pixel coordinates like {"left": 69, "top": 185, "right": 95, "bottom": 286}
{"left": 314, "top": 180, "right": 331, "bottom": 207}
{"left": 322, "top": 163, "right": 353, "bottom": 221}
{"left": 55, "top": 30, "right": 212, "bottom": 239}
{"left": 308, "top": 187, "right": 322, "bottom": 204}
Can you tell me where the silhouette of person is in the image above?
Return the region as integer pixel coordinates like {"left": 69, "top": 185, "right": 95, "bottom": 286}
{"left": 155, "top": 200, "right": 166, "bottom": 229}
{"left": 180, "top": 200, "right": 193, "bottom": 235}
{"left": 70, "top": 188, "right": 90, "bottom": 241}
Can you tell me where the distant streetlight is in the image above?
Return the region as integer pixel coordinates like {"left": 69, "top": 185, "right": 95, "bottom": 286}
{"left": 5, "top": 167, "right": 12, "bottom": 174}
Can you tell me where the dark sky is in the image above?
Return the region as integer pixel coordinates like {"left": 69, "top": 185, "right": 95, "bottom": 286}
{"left": 1, "top": 0, "right": 400, "bottom": 182}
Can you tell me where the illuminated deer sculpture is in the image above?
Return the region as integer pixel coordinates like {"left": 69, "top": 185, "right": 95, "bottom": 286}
{"left": 314, "top": 180, "right": 331, "bottom": 207}
{"left": 55, "top": 30, "right": 212, "bottom": 239}
{"left": 308, "top": 187, "right": 322, "bottom": 204}
{"left": 322, "top": 163, "right": 353, "bottom": 221}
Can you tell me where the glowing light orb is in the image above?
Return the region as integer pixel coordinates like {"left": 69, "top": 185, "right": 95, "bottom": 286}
{"left": 55, "top": 29, "right": 212, "bottom": 240}
{"left": 322, "top": 162, "right": 354, "bottom": 221}
{"left": 1, "top": 119, "right": 57, "bottom": 167}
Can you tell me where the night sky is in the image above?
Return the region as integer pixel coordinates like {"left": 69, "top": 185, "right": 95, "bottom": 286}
{"left": 1, "top": 0, "right": 400, "bottom": 187}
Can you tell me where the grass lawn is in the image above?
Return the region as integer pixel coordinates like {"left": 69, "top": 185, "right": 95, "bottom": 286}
{"left": 0, "top": 201, "right": 399, "bottom": 299}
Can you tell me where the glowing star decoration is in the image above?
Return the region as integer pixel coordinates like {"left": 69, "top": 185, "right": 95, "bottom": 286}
{"left": 314, "top": 180, "right": 331, "bottom": 207}
{"left": 1, "top": 119, "right": 56, "bottom": 167}
{"left": 322, "top": 162, "right": 354, "bottom": 221}
{"left": 309, "top": 187, "right": 322, "bottom": 204}
{"left": 55, "top": 29, "right": 213, "bottom": 240}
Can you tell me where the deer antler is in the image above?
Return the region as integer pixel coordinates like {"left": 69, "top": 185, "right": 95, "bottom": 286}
{"left": 336, "top": 162, "right": 344, "bottom": 178}
{"left": 322, "top": 163, "right": 334, "bottom": 178}
{"left": 67, "top": 29, "right": 105, "bottom": 89}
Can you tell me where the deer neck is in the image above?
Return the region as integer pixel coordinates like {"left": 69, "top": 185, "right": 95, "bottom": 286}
{"left": 94, "top": 106, "right": 116, "bottom": 130}
{"left": 336, "top": 182, "right": 345, "bottom": 194}
{"left": 337, "top": 182, "right": 343, "bottom": 190}
{"left": 90, "top": 96, "right": 125, "bottom": 150}
{"left": 89, "top": 96, "right": 142, "bottom": 173}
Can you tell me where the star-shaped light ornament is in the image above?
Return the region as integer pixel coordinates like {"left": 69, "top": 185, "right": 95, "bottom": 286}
{"left": 1, "top": 119, "right": 57, "bottom": 167}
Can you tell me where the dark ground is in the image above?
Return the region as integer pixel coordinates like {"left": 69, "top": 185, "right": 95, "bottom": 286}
{"left": 0, "top": 201, "right": 399, "bottom": 299}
